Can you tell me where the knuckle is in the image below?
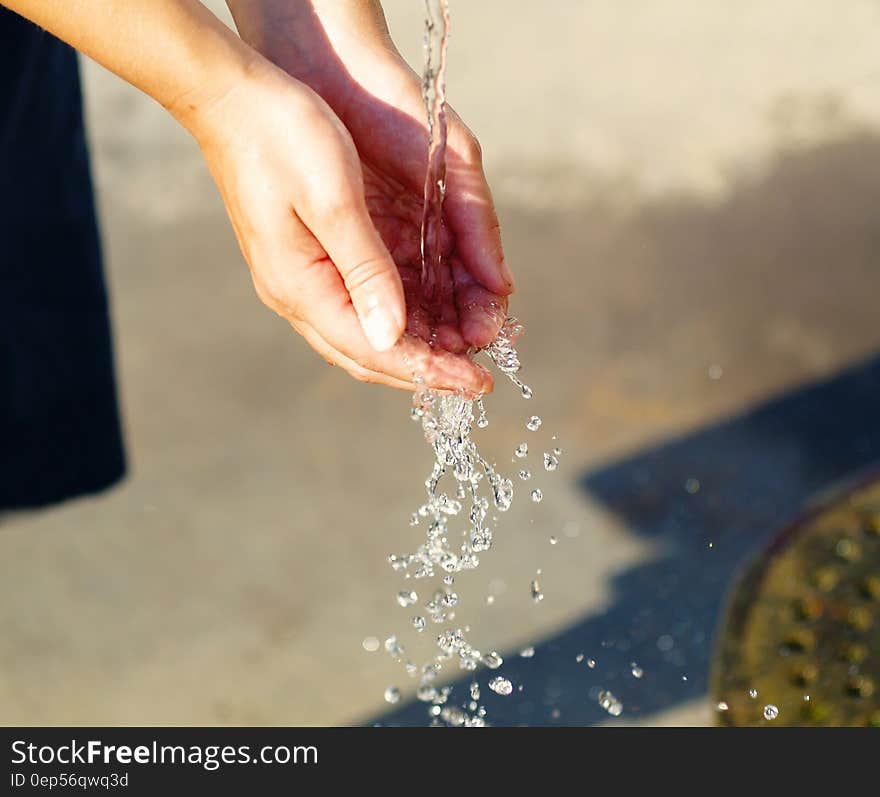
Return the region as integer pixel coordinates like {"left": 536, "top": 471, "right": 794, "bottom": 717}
{"left": 321, "top": 188, "right": 359, "bottom": 219}
{"left": 342, "top": 256, "right": 389, "bottom": 296}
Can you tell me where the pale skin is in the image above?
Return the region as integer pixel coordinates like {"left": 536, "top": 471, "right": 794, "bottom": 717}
{"left": 2, "top": 1, "right": 513, "bottom": 392}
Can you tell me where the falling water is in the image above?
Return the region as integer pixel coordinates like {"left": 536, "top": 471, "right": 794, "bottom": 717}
{"left": 374, "top": 1, "right": 559, "bottom": 727}
{"left": 419, "top": 0, "right": 450, "bottom": 304}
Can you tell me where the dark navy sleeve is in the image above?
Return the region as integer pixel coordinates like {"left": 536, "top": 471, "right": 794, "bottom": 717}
{"left": 0, "top": 8, "right": 125, "bottom": 508}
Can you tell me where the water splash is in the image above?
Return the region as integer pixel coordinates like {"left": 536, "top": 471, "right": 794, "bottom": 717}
{"left": 488, "top": 676, "right": 514, "bottom": 696}
{"left": 543, "top": 452, "right": 559, "bottom": 472}
{"left": 376, "top": 0, "right": 559, "bottom": 727}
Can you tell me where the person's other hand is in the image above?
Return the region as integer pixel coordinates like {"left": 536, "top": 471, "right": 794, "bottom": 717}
{"left": 192, "top": 61, "right": 492, "bottom": 393}
{"left": 226, "top": 1, "right": 514, "bottom": 357}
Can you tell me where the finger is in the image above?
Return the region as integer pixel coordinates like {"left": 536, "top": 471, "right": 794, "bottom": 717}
{"left": 286, "top": 237, "right": 493, "bottom": 393}
{"left": 443, "top": 116, "right": 515, "bottom": 296}
{"left": 451, "top": 258, "right": 508, "bottom": 347}
{"left": 297, "top": 175, "right": 406, "bottom": 353}
{"left": 295, "top": 319, "right": 417, "bottom": 391}
{"left": 298, "top": 319, "right": 491, "bottom": 398}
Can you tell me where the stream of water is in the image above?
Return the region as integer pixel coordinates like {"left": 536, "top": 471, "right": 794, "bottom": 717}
{"left": 373, "top": 1, "right": 557, "bottom": 727}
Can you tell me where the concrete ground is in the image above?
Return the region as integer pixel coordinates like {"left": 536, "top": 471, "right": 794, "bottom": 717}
{"left": 2, "top": 1, "right": 880, "bottom": 726}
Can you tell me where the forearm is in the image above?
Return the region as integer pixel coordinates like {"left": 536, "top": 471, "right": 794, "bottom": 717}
{"left": 2, "top": 0, "right": 260, "bottom": 136}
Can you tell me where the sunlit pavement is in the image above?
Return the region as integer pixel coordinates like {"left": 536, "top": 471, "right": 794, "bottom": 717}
{"left": 1, "top": 2, "right": 879, "bottom": 726}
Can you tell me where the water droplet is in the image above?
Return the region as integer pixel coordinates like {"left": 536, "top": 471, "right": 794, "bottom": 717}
{"left": 763, "top": 704, "right": 779, "bottom": 720}
{"left": 520, "top": 646, "right": 535, "bottom": 658}
{"left": 630, "top": 662, "right": 644, "bottom": 679}
{"left": 384, "top": 686, "right": 401, "bottom": 704}
{"left": 485, "top": 594, "right": 495, "bottom": 606}
{"left": 519, "top": 469, "right": 531, "bottom": 481}
{"left": 526, "top": 415, "right": 542, "bottom": 432}
{"left": 387, "top": 643, "right": 410, "bottom": 669}
{"left": 543, "top": 452, "right": 559, "bottom": 471}
{"left": 482, "top": 651, "right": 503, "bottom": 669}
{"left": 530, "top": 579, "right": 544, "bottom": 603}
{"left": 412, "top": 616, "right": 426, "bottom": 632}
{"left": 549, "top": 535, "right": 558, "bottom": 545}
{"left": 439, "top": 553, "right": 459, "bottom": 573}
{"left": 684, "top": 477, "right": 700, "bottom": 494}
{"left": 708, "top": 363, "right": 723, "bottom": 380}
{"left": 488, "top": 676, "right": 514, "bottom": 696}
{"left": 416, "top": 685, "right": 438, "bottom": 703}
{"left": 587, "top": 658, "right": 596, "bottom": 669}
{"left": 716, "top": 701, "right": 729, "bottom": 712}
{"left": 531, "top": 489, "right": 543, "bottom": 503}
{"left": 520, "top": 384, "right": 533, "bottom": 399}
{"left": 470, "top": 682, "right": 480, "bottom": 700}
{"left": 397, "top": 590, "right": 418, "bottom": 608}
{"left": 598, "top": 690, "right": 623, "bottom": 717}
{"left": 749, "top": 688, "right": 758, "bottom": 699}
{"left": 514, "top": 443, "right": 528, "bottom": 458}
{"left": 388, "top": 553, "right": 409, "bottom": 573}
{"left": 575, "top": 653, "right": 585, "bottom": 663}
{"left": 475, "top": 397, "right": 488, "bottom": 428}
{"left": 362, "top": 637, "right": 380, "bottom": 653}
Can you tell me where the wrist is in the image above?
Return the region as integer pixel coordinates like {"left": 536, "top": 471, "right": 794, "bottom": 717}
{"left": 162, "top": 27, "right": 270, "bottom": 144}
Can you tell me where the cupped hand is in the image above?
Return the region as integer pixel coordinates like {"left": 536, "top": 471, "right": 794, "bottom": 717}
{"left": 226, "top": 1, "right": 515, "bottom": 379}
{"left": 193, "top": 62, "right": 492, "bottom": 393}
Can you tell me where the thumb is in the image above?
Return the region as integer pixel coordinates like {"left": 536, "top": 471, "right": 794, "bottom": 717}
{"left": 306, "top": 194, "right": 406, "bottom": 352}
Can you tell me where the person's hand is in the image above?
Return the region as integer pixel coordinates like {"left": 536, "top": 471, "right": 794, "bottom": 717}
{"left": 226, "top": 0, "right": 514, "bottom": 365}
{"left": 191, "top": 61, "right": 493, "bottom": 392}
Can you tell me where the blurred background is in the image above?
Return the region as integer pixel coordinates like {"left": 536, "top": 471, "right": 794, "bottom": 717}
{"left": 2, "top": 0, "right": 880, "bottom": 726}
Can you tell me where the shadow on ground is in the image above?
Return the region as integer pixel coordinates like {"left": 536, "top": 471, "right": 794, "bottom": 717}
{"left": 372, "top": 126, "right": 880, "bottom": 726}
{"left": 376, "top": 355, "right": 880, "bottom": 726}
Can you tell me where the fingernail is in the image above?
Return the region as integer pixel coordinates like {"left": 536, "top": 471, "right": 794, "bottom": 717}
{"left": 362, "top": 304, "right": 401, "bottom": 352}
{"left": 499, "top": 259, "right": 516, "bottom": 292}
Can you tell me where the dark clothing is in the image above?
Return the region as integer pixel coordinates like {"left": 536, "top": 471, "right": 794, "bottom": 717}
{"left": 1, "top": 8, "right": 125, "bottom": 508}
